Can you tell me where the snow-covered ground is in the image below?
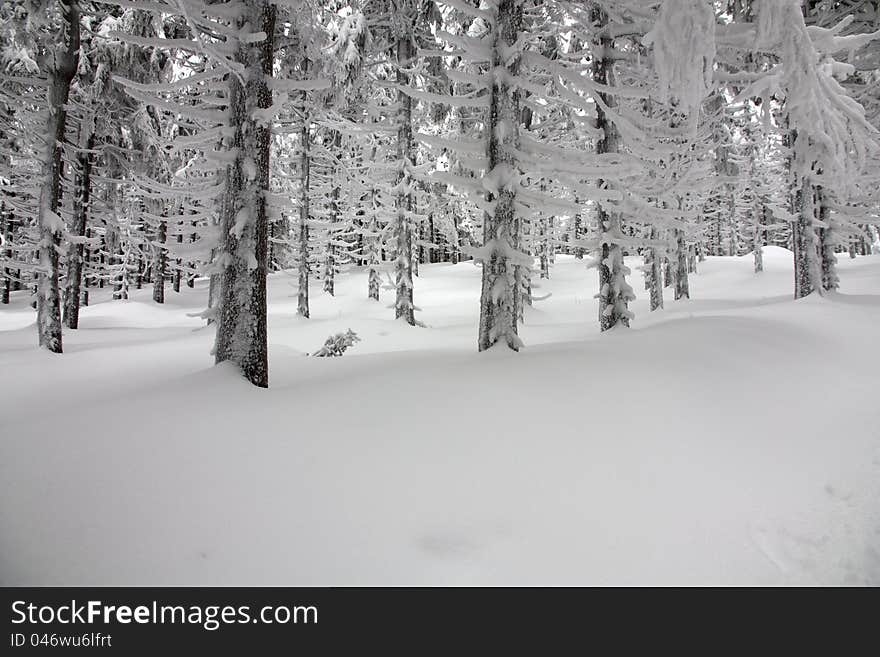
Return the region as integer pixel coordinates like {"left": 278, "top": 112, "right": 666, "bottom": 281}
{"left": 1, "top": 246, "right": 879, "bottom": 585}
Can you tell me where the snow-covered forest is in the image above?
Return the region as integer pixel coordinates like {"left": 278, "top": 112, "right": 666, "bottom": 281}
{"left": 1, "top": 0, "right": 879, "bottom": 585}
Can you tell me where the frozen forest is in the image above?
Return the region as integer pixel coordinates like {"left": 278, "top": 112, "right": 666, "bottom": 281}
{"left": 1, "top": 0, "right": 879, "bottom": 585}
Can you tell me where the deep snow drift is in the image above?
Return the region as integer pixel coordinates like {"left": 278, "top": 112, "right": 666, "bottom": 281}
{"left": 1, "top": 247, "right": 879, "bottom": 585}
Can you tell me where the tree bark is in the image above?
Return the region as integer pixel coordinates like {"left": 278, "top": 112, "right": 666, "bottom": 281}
{"left": 321, "top": 130, "right": 341, "bottom": 297}
{"left": 646, "top": 227, "right": 663, "bottom": 311}
{"left": 592, "top": 4, "right": 633, "bottom": 331}
{"left": 2, "top": 207, "right": 12, "bottom": 304}
{"left": 152, "top": 218, "right": 167, "bottom": 303}
{"left": 214, "top": 0, "right": 275, "bottom": 388}
{"left": 674, "top": 226, "right": 689, "bottom": 301}
{"left": 477, "top": 0, "right": 523, "bottom": 351}
{"left": 37, "top": 0, "right": 80, "bottom": 352}
{"left": 754, "top": 204, "right": 765, "bottom": 273}
{"left": 297, "top": 60, "right": 311, "bottom": 318}
{"left": 63, "top": 132, "right": 93, "bottom": 328}
{"left": 816, "top": 185, "right": 837, "bottom": 292}
{"left": 792, "top": 178, "right": 820, "bottom": 298}
{"left": 394, "top": 33, "right": 415, "bottom": 325}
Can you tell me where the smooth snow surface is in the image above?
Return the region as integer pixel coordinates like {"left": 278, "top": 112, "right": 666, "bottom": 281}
{"left": 1, "top": 247, "right": 879, "bottom": 585}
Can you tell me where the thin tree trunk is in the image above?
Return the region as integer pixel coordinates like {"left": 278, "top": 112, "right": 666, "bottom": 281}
{"left": 573, "top": 205, "right": 584, "bottom": 259}
{"left": 367, "top": 189, "right": 380, "bottom": 300}
{"left": 63, "top": 132, "right": 93, "bottom": 328}
{"left": 674, "top": 226, "right": 689, "bottom": 301}
{"left": 322, "top": 130, "right": 341, "bottom": 297}
{"left": 754, "top": 204, "right": 765, "bottom": 273}
{"left": 152, "top": 218, "right": 167, "bottom": 303}
{"left": 173, "top": 227, "right": 183, "bottom": 293}
{"left": 646, "top": 228, "right": 663, "bottom": 311}
{"left": 297, "top": 63, "right": 311, "bottom": 318}
{"left": 2, "top": 208, "right": 12, "bottom": 304}
{"left": 394, "top": 34, "right": 415, "bottom": 325}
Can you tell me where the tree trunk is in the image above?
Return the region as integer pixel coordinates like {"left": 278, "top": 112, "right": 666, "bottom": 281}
{"left": 2, "top": 208, "right": 12, "bottom": 304}
{"left": 674, "top": 227, "right": 689, "bottom": 301}
{"left": 63, "top": 132, "right": 93, "bottom": 328}
{"left": 451, "top": 213, "right": 460, "bottom": 265}
{"left": 646, "top": 228, "right": 663, "bottom": 311}
{"left": 573, "top": 206, "right": 584, "bottom": 259}
{"left": 152, "top": 218, "right": 167, "bottom": 303}
{"left": 427, "top": 211, "right": 435, "bottom": 264}
{"left": 477, "top": 0, "right": 523, "bottom": 351}
{"left": 754, "top": 204, "right": 765, "bottom": 273}
{"left": 792, "top": 179, "right": 820, "bottom": 299}
{"left": 816, "top": 185, "right": 837, "bottom": 293}
{"left": 297, "top": 66, "right": 310, "bottom": 318}
{"left": 37, "top": 0, "right": 80, "bottom": 351}
{"left": 593, "top": 4, "right": 633, "bottom": 331}
{"left": 214, "top": 0, "right": 275, "bottom": 388}
{"left": 367, "top": 190, "right": 380, "bottom": 301}
{"left": 394, "top": 33, "right": 415, "bottom": 325}
{"left": 539, "top": 214, "right": 550, "bottom": 279}
{"left": 173, "top": 229, "right": 183, "bottom": 293}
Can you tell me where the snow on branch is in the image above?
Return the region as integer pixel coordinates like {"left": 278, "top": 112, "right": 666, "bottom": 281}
{"left": 391, "top": 83, "right": 490, "bottom": 108}
{"left": 749, "top": 0, "right": 880, "bottom": 193}
{"left": 642, "top": 0, "right": 715, "bottom": 120}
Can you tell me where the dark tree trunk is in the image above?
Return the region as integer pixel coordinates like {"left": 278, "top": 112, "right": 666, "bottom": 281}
{"left": 674, "top": 227, "right": 689, "bottom": 301}
{"left": 573, "top": 206, "right": 584, "bottom": 259}
{"left": 816, "top": 185, "right": 837, "bottom": 292}
{"left": 322, "top": 130, "right": 341, "bottom": 297}
{"left": 477, "top": 0, "right": 523, "bottom": 350}
{"left": 593, "top": 4, "right": 632, "bottom": 331}
{"left": 754, "top": 204, "right": 766, "bottom": 273}
{"left": 214, "top": 0, "right": 275, "bottom": 388}
{"left": 37, "top": 0, "right": 80, "bottom": 351}
{"left": 297, "top": 57, "right": 311, "bottom": 317}
{"left": 394, "top": 33, "right": 415, "bottom": 325}
{"left": 173, "top": 231, "right": 183, "bottom": 293}
{"left": 792, "top": 179, "right": 819, "bottom": 298}
{"left": 1, "top": 208, "right": 11, "bottom": 304}
{"left": 152, "top": 219, "right": 167, "bottom": 303}
{"left": 63, "top": 133, "right": 94, "bottom": 328}
{"left": 646, "top": 227, "right": 663, "bottom": 311}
